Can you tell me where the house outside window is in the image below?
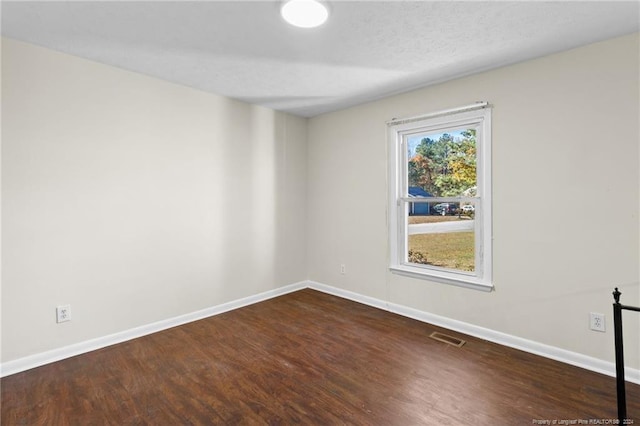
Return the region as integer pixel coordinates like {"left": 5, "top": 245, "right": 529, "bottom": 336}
{"left": 387, "top": 103, "right": 493, "bottom": 291}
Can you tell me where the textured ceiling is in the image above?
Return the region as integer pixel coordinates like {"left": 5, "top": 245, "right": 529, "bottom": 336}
{"left": 2, "top": 1, "right": 639, "bottom": 117}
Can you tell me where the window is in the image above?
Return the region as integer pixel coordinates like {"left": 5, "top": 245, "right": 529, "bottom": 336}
{"left": 387, "top": 103, "right": 492, "bottom": 291}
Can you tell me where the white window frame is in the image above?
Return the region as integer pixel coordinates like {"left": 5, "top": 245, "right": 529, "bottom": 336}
{"left": 387, "top": 103, "right": 493, "bottom": 292}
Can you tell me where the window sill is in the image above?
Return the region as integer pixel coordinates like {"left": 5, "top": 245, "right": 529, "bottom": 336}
{"left": 389, "top": 265, "right": 494, "bottom": 292}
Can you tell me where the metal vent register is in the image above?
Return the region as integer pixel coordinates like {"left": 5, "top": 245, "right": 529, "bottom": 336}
{"left": 429, "top": 332, "right": 466, "bottom": 348}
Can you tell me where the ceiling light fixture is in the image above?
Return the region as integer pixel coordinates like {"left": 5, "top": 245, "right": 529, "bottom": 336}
{"left": 281, "top": 0, "right": 329, "bottom": 29}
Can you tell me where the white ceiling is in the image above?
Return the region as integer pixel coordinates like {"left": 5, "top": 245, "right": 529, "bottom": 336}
{"left": 2, "top": 1, "right": 639, "bottom": 117}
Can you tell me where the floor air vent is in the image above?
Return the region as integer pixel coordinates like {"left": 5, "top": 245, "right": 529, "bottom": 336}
{"left": 429, "top": 332, "right": 466, "bottom": 348}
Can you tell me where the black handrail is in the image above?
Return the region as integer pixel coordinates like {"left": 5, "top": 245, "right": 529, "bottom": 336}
{"left": 613, "top": 287, "right": 640, "bottom": 425}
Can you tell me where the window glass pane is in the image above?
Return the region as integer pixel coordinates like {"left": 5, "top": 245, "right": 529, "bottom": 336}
{"left": 407, "top": 129, "right": 477, "bottom": 197}
{"left": 389, "top": 105, "right": 491, "bottom": 288}
{"left": 406, "top": 201, "right": 475, "bottom": 272}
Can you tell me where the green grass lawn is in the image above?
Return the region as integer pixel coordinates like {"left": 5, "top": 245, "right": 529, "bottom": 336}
{"left": 408, "top": 231, "right": 474, "bottom": 272}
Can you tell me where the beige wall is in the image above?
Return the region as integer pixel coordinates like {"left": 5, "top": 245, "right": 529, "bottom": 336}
{"left": 1, "top": 38, "right": 308, "bottom": 362}
{"left": 307, "top": 33, "right": 640, "bottom": 367}
{"left": 2, "top": 33, "right": 639, "bottom": 371}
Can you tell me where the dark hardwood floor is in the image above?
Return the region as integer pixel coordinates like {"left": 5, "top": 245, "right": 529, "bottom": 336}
{"left": 2, "top": 289, "right": 639, "bottom": 425}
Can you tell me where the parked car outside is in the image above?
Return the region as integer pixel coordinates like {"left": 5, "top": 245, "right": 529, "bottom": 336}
{"left": 432, "top": 203, "right": 459, "bottom": 215}
{"left": 462, "top": 204, "right": 475, "bottom": 213}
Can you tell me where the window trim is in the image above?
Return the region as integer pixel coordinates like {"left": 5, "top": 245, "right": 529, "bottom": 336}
{"left": 387, "top": 104, "right": 493, "bottom": 292}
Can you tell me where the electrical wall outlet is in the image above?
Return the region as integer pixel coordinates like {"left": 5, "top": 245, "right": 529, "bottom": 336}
{"left": 56, "top": 305, "right": 71, "bottom": 323}
{"left": 340, "top": 264, "right": 346, "bottom": 275}
{"left": 589, "top": 312, "right": 605, "bottom": 332}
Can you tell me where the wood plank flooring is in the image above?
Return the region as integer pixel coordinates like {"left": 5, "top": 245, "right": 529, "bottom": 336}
{"left": 2, "top": 289, "right": 639, "bottom": 425}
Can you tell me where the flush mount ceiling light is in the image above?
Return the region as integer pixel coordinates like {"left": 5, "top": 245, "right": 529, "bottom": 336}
{"left": 281, "top": 0, "right": 329, "bottom": 28}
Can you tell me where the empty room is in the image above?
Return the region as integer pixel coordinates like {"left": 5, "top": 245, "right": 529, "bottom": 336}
{"left": 1, "top": 1, "right": 639, "bottom": 424}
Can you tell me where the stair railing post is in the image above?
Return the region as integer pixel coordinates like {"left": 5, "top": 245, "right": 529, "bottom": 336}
{"left": 612, "top": 287, "right": 626, "bottom": 424}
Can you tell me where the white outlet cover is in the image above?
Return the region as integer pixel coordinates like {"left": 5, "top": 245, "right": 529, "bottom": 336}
{"left": 56, "top": 305, "right": 71, "bottom": 323}
{"left": 589, "top": 312, "right": 605, "bottom": 332}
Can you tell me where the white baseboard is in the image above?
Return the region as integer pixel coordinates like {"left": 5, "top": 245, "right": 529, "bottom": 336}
{"left": 306, "top": 280, "right": 640, "bottom": 385}
{"left": 0, "top": 281, "right": 307, "bottom": 378}
{"left": 3, "top": 279, "right": 638, "bottom": 386}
